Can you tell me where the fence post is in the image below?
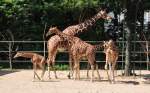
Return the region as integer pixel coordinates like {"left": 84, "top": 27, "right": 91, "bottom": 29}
{"left": 43, "top": 23, "right": 47, "bottom": 58}
{"left": 146, "top": 41, "right": 149, "bottom": 70}
{"left": 44, "top": 41, "right": 46, "bottom": 57}
{"left": 9, "top": 42, "right": 12, "bottom": 70}
{"left": 121, "top": 41, "right": 125, "bottom": 75}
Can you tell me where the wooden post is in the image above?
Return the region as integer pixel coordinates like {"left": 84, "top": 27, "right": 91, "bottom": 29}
{"left": 9, "top": 42, "right": 12, "bottom": 70}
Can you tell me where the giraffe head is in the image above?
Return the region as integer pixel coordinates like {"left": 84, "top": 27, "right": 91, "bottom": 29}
{"left": 103, "top": 41, "right": 109, "bottom": 49}
{"left": 103, "top": 39, "right": 115, "bottom": 49}
{"left": 96, "top": 9, "right": 112, "bottom": 20}
{"left": 13, "top": 52, "right": 24, "bottom": 58}
{"left": 46, "top": 27, "right": 60, "bottom": 37}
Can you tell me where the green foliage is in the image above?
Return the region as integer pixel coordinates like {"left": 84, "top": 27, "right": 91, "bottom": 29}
{"left": 0, "top": 66, "right": 2, "bottom": 70}
{"left": 54, "top": 64, "right": 69, "bottom": 70}
{"left": 0, "top": 0, "right": 149, "bottom": 41}
{"left": 0, "top": 0, "right": 106, "bottom": 41}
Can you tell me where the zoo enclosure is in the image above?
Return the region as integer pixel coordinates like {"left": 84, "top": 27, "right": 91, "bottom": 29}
{"left": 0, "top": 40, "right": 149, "bottom": 71}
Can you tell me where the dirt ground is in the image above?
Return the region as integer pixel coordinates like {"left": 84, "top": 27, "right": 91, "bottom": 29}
{"left": 0, "top": 70, "right": 150, "bottom": 93}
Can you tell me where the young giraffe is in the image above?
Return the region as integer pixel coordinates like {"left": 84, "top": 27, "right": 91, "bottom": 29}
{"left": 46, "top": 9, "right": 112, "bottom": 79}
{"left": 103, "top": 40, "right": 119, "bottom": 83}
{"left": 49, "top": 27, "right": 104, "bottom": 82}
{"left": 14, "top": 52, "right": 46, "bottom": 81}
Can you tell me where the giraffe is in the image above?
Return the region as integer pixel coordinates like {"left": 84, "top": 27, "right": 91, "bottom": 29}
{"left": 103, "top": 40, "right": 119, "bottom": 83}
{"left": 48, "top": 27, "right": 104, "bottom": 82}
{"left": 46, "top": 9, "right": 112, "bottom": 79}
{"left": 14, "top": 52, "right": 46, "bottom": 81}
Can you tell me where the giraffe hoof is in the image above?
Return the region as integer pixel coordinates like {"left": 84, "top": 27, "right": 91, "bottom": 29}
{"left": 67, "top": 75, "right": 71, "bottom": 79}
{"left": 48, "top": 77, "right": 51, "bottom": 80}
{"left": 32, "top": 79, "right": 36, "bottom": 82}
{"left": 55, "top": 76, "right": 58, "bottom": 79}
{"left": 90, "top": 79, "right": 94, "bottom": 82}
{"left": 87, "top": 75, "right": 90, "bottom": 79}
{"left": 40, "top": 78, "right": 44, "bottom": 81}
{"left": 111, "top": 81, "right": 115, "bottom": 84}
{"left": 97, "top": 77, "right": 101, "bottom": 81}
{"left": 74, "top": 78, "right": 77, "bottom": 80}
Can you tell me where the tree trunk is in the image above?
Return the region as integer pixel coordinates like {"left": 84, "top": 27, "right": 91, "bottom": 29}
{"left": 125, "top": 27, "right": 131, "bottom": 76}
{"left": 124, "top": 0, "right": 139, "bottom": 76}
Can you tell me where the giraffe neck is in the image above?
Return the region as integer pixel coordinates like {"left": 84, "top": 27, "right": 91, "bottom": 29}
{"left": 94, "top": 43, "right": 103, "bottom": 50}
{"left": 76, "top": 14, "right": 99, "bottom": 33}
{"left": 53, "top": 29, "right": 74, "bottom": 45}
{"left": 20, "top": 52, "right": 34, "bottom": 59}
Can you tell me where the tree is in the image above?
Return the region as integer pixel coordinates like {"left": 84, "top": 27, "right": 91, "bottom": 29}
{"left": 124, "top": 0, "right": 145, "bottom": 76}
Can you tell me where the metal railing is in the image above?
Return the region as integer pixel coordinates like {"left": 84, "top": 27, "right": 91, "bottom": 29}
{"left": 0, "top": 41, "right": 149, "bottom": 70}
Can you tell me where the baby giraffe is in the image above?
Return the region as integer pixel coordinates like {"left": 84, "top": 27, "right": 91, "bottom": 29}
{"left": 49, "top": 27, "right": 102, "bottom": 82}
{"left": 14, "top": 52, "right": 46, "bottom": 81}
{"left": 103, "top": 40, "right": 119, "bottom": 83}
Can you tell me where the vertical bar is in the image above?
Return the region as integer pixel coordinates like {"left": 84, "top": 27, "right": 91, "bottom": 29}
{"left": 146, "top": 41, "right": 149, "bottom": 70}
{"left": 121, "top": 41, "right": 124, "bottom": 75}
{"left": 139, "top": 47, "right": 142, "bottom": 77}
{"left": 9, "top": 42, "right": 12, "bottom": 70}
{"left": 44, "top": 41, "right": 46, "bottom": 57}
{"left": 43, "top": 23, "right": 47, "bottom": 58}
{"left": 133, "top": 41, "right": 135, "bottom": 76}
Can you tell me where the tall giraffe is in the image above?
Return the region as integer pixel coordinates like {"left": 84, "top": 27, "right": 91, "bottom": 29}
{"left": 46, "top": 9, "right": 112, "bottom": 79}
{"left": 49, "top": 27, "right": 104, "bottom": 82}
{"left": 103, "top": 40, "right": 119, "bottom": 83}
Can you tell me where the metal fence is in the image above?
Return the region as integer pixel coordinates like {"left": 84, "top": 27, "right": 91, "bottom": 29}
{"left": 0, "top": 41, "right": 149, "bottom": 70}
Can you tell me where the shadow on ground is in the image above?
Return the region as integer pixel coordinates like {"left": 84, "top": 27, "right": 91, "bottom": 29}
{"left": 142, "top": 74, "right": 150, "bottom": 84}
{"left": 0, "top": 70, "right": 19, "bottom": 76}
{"left": 117, "top": 81, "right": 140, "bottom": 85}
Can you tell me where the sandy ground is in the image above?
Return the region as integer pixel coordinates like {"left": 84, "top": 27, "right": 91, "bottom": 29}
{"left": 0, "top": 70, "right": 150, "bottom": 93}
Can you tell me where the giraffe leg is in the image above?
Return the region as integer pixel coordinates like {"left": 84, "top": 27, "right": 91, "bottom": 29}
{"left": 70, "top": 56, "right": 75, "bottom": 79}
{"left": 52, "top": 63, "right": 58, "bottom": 79}
{"left": 33, "top": 65, "right": 36, "bottom": 80}
{"left": 68, "top": 54, "right": 74, "bottom": 79}
{"left": 90, "top": 65, "right": 94, "bottom": 82}
{"left": 105, "top": 60, "right": 111, "bottom": 82}
{"left": 108, "top": 63, "right": 113, "bottom": 83}
{"left": 68, "top": 61, "right": 75, "bottom": 79}
{"left": 47, "top": 59, "right": 51, "bottom": 79}
{"left": 96, "top": 64, "right": 101, "bottom": 80}
{"left": 112, "top": 69, "right": 115, "bottom": 84}
{"left": 33, "top": 64, "right": 41, "bottom": 80}
{"left": 74, "top": 61, "right": 78, "bottom": 80}
{"left": 86, "top": 63, "right": 90, "bottom": 79}
{"left": 38, "top": 58, "right": 46, "bottom": 81}
{"left": 77, "top": 62, "right": 80, "bottom": 80}
{"left": 70, "top": 61, "right": 75, "bottom": 79}
{"left": 52, "top": 50, "right": 58, "bottom": 79}
{"left": 48, "top": 66, "right": 51, "bottom": 79}
{"left": 34, "top": 71, "right": 41, "bottom": 80}
{"left": 40, "top": 63, "right": 46, "bottom": 81}
{"left": 72, "top": 57, "right": 79, "bottom": 80}
{"left": 69, "top": 67, "right": 74, "bottom": 79}
{"left": 112, "top": 61, "right": 117, "bottom": 84}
